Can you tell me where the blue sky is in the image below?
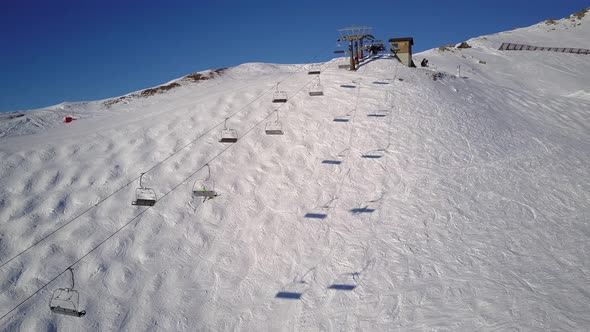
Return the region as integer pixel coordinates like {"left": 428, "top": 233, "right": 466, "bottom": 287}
{"left": 1, "top": 0, "right": 587, "bottom": 112}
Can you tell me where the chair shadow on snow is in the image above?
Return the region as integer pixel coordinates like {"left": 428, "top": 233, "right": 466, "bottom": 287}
{"left": 333, "top": 118, "right": 350, "bottom": 122}
{"left": 275, "top": 268, "right": 316, "bottom": 300}
{"left": 304, "top": 213, "right": 328, "bottom": 219}
{"left": 306, "top": 198, "right": 335, "bottom": 218}
{"left": 328, "top": 273, "right": 359, "bottom": 292}
{"left": 361, "top": 148, "right": 385, "bottom": 159}
{"left": 350, "top": 206, "right": 376, "bottom": 214}
{"left": 361, "top": 154, "right": 382, "bottom": 159}
{"left": 340, "top": 84, "right": 356, "bottom": 89}
{"left": 322, "top": 159, "right": 342, "bottom": 165}
{"left": 328, "top": 284, "right": 357, "bottom": 291}
{"left": 275, "top": 292, "right": 302, "bottom": 299}
{"left": 328, "top": 259, "right": 376, "bottom": 291}
{"left": 367, "top": 110, "right": 390, "bottom": 118}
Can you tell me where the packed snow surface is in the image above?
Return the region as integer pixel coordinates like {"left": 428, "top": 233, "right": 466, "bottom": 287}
{"left": 1, "top": 12, "right": 589, "bottom": 331}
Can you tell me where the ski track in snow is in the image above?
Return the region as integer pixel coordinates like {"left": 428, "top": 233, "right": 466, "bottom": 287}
{"left": 1, "top": 13, "right": 590, "bottom": 331}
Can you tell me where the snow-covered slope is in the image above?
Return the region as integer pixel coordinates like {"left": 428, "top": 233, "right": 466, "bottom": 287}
{"left": 1, "top": 11, "right": 589, "bottom": 331}
{"left": 418, "top": 9, "right": 590, "bottom": 99}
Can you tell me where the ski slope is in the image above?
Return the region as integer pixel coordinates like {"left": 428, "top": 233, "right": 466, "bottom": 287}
{"left": 1, "top": 12, "right": 589, "bottom": 331}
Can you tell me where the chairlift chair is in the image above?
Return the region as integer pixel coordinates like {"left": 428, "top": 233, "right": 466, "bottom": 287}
{"left": 265, "top": 110, "right": 284, "bottom": 135}
{"left": 132, "top": 172, "right": 157, "bottom": 206}
{"left": 49, "top": 268, "right": 86, "bottom": 317}
{"left": 219, "top": 118, "right": 238, "bottom": 143}
{"left": 308, "top": 64, "right": 321, "bottom": 75}
{"left": 272, "top": 84, "right": 288, "bottom": 103}
{"left": 192, "top": 164, "right": 219, "bottom": 201}
{"left": 309, "top": 77, "right": 324, "bottom": 96}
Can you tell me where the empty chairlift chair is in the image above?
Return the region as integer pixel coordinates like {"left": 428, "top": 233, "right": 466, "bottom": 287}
{"left": 308, "top": 64, "right": 321, "bottom": 75}
{"left": 272, "top": 84, "right": 288, "bottom": 103}
{"left": 132, "top": 172, "right": 157, "bottom": 206}
{"left": 309, "top": 77, "right": 324, "bottom": 96}
{"left": 219, "top": 118, "right": 238, "bottom": 143}
{"left": 49, "top": 268, "right": 86, "bottom": 317}
{"left": 265, "top": 110, "right": 284, "bottom": 135}
{"left": 192, "top": 164, "right": 218, "bottom": 201}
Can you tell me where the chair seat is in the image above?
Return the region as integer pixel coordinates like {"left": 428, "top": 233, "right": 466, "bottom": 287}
{"left": 194, "top": 190, "right": 218, "bottom": 197}
{"left": 219, "top": 137, "right": 238, "bottom": 143}
{"left": 132, "top": 199, "right": 156, "bottom": 206}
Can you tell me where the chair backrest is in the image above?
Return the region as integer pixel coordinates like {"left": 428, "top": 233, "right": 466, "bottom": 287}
{"left": 221, "top": 128, "right": 238, "bottom": 139}
{"left": 274, "top": 91, "right": 287, "bottom": 99}
{"left": 193, "top": 190, "right": 217, "bottom": 197}
{"left": 265, "top": 121, "right": 284, "bottom": 135}
{"left": 136, "top": 187, "right": 156, "bottom": 201}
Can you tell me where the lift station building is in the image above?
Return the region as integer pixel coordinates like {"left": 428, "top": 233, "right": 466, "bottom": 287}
{"left": 389, "top": 37, "right": 415, "bottom": 67}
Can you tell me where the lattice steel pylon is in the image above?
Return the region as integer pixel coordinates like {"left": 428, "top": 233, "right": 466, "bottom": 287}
{"left": 337, "top": 26, "right": 372, "bottom": 71}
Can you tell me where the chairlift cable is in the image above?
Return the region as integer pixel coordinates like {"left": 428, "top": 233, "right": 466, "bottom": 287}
{"left": 0, "top": 47, "right": 334, "bottom": 272}
{"left": 0, "top": 74, "right": 319, "bottom": 323}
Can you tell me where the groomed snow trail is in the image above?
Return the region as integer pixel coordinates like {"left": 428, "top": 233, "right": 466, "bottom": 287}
{"left": 1, "top": 15, "right": 590, "bottom": 331}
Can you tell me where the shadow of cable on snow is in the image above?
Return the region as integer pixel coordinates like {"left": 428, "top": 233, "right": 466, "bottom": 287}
{"left": 356, "top": 55, "right": 382, "bottom": 69}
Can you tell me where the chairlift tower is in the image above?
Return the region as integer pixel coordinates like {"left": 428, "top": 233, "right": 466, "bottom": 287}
{"left": 337, "top": 26, "right": 372, "bottom": 71}
{"left": 359, "top": 39, "right": 364, "bottom": 60}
